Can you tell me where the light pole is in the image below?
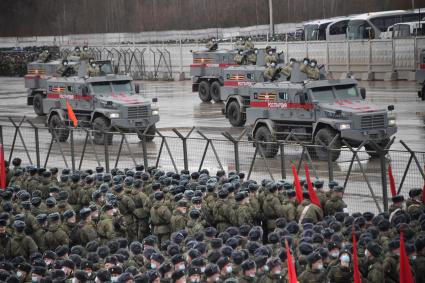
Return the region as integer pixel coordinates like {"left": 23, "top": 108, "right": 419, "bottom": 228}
{"left": 269, "top": 0, "right": 274, "bottom": 36}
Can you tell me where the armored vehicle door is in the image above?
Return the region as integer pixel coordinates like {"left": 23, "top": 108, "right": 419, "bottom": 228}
{"left": 76, "top": 84, "right": 93, "bottom": 111}
{"left": 292, "top": 90, "right": 314, "bottom": 122}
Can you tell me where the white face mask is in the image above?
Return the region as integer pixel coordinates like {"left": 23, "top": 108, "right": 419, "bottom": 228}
{"left": 200, "top": 267, "right": 206, "bottom": 273}
{"left": 330, "top": 251, "right": 339, "bottom": 258}
{"left": 268, "top": 51, "right": 273, "bottom": 55}
{"left": 316, "top": 264, "right": 324, "bottom": 270}
{"left": 226, "top": 266, "right": 232, "bottom": 273}
{"left": 178, "top": 264, "right": 185, "bottom": 271}
{"left": 17, "top": 272, "right": 23, "bottom": 278}
{"left": 111, "top": 276, "right": 118, "bottom": 282}
{"left": 72, "top": 278, "right": 78, "bottom": 283}
{"left": 271, "top": 63, "right": 276, "bottom": 67}
{"left": 248, "top": 273, "right": 256, "bottom": 278}
{"left": 340, "top": 254, "right": 350, "bottom": 263}
{"left": 263, "top": 266, "right": 269, "bottom": 272}
{"left": 32, "top": 276, "right": 38, "bottom": 283}
{"left": 365, "top": 250, "right": 370, "bottom": 258}
{"left": 151, "top": 263, "right": 157, "bottom": 269}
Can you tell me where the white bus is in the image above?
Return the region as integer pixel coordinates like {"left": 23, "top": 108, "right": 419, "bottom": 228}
{"left": 326, "top": 18, "right": 351, "bottom": 41}
{"left": 389, "top": 20, "right": 425, "bottom": 38}
{"left": 346, "top": 10, "right": 423, "bottom": 40}
{"left": 303, "top": 17, "right": 348, "bottom": 41}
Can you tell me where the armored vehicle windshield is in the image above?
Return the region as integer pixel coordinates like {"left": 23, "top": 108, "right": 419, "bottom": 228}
{"left": 310, "top": 84, "right": 359, "bottom": 103}
{"left": 91, "top": 80, "right": 134, "bottom": 94}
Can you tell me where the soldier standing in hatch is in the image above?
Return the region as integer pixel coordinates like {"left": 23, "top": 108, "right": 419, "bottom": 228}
{"left": 206, "top": 38, "right": 218, "bottom": 51}
{"left": 234, "top": 50, "right": 245, "bottom": 65}
{"left": 80, "top": 45, "right": 92, "bottom": 60}
{"left": 87, "top": 61, "right": 100, "bottom": 77}
{"left": 263, "top": 61, "right": 280, "bottom": 82}
{"left": 38, "top": 50, "right": 50, "bottom": 63}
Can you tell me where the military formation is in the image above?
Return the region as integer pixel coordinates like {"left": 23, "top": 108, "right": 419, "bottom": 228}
{"left": 0, "top": 46, "right": 60, "bottom": 77}
{"left": 0, "top": 156, "right": 423, "bottom": 283}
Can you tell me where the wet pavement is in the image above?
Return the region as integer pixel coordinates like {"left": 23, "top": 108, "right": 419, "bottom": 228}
{"left": 0, "top": 77, "right": 424, "bottom": 213}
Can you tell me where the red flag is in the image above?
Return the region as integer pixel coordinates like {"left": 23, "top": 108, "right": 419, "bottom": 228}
{"left": 285, "top": 240, "right": 298, "bottom": 283}
{"left": 422, "top": 165, "right": 425, "bottom": 204}
{"left": 66, "top": 99, "right": 78, "bottom": 127}
{"left": 352, "top": 231, "right": 362, "bottom": 283}
{"left": 0, "top": 145, "right": 5, "bottom": 190}
{"left": 399, "top": 231, "right": 414, "bottom": 283}
{"left": 304, "top": 164, "right": 321, "bottom": 208}
{"left": 291, "top": 164, "right": 303, "bottom": 204}
{"left": 388, "top": 164, "right": 397, "bottom": 197}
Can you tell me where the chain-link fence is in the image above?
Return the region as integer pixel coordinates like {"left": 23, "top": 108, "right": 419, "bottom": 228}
{"left": 1, "top": 120, "right": 424, "bottom": 214}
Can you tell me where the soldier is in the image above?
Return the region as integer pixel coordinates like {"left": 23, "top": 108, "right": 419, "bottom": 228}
{"left": 10, "top": 220, "right": 38, "bottom": 259}
{"left": 300, "top": 58, "right": 320, "bottom": 80}
{"left": 79, "top": 207, "right": 98, "bottom": 243}
{"left": 213, "top": 189, "right": 233, "bottom": 232}
{"left": 234, "top": 50, "right": 245, "bottom": 65}
{"left": 0, "top": 219, "right": 14, "bottom": 258}
{"left": 150, "top": 191, "right": 172, "bottom": 244}
{"left": 235, "top": 37, "right": 246, "bottom": 50}
{"left": 262, "top": 183, "right": 285, "bottom": 233}
{"left": 71, "top": 46, "right": 81, "bottom": 57}
{"left": 24, "top": 166, "right": 39, "bottom": 194}
{"left": 37, "top": 171, "right": 53, "bottom": 199}
{"left": 186, "top": 209, "right": 204, "bottom": 236}
{"left": 239, "top": 259, "right": 257, "bottom": 283}
{"left": 324, "top": 186, "right": 347, "bottom": 216}
{"left": 246, "top": 49, "right": 257, "bottom": 65}
{"left": 203, "top": 184, "right": 217, "bottom": 226}
{"left": 415, "top": 237, "right": 425, "bottom": 283}
{"left": 313, "top": 179, "right": 328, "bottom": 208}
{"left": 170, "top": 199, "right": 188, "bottom": 233}
{"left": 62, "top": 209, "right": 81, "bottom": 246}
{"left": 69, "top": 173, "right": 81, "bottom": 211}
{"left": 327, "top": 250, "right": 354, "bottom": 283}
{"left": 32, "top": 213, "right": 48, "bottom": 251}
{"left": 97, "top": 203, "right": 116, "bottom": 243}
{"left": 360, "top": 241, "right": 384, "bottom": 283}
{"left": 38, "top": 50, "right": 51, "bottom": 63}
{"left": 297, "top": 191, "right": 323, "bottom": 224}
{"left": 80, "top": 45, "right": 92, "bottom": 60}
{"left": 131, "top": 179, "right": 151, "bottom": 241}
{"left": 55, "top": 59, "right": 75, "bottom": 77}
{"left": 206, "top": 38, "right": 218, "bottom": 51}
{"left": 87, "top": 61, "right": 101, "bottom": 77}
{"left": 114, "top": 184, "right": 136, "bottom": 241}
{"left": 244, "top": 37, "right": 254, "bottom": 50}
{"left": 44, "top": 212, "right": 69, "bottom": 250}
{"left": 282, "top": 189, "right": 297, "bottom": 222}
{"left": 389, "top": 194, "right": 405, "bottom": 216}
{"left": 264, "top": 46, "right": 279, "bottom": 66}
{"left": 406, "top": 188, "right": 425, "bottom": 216}
{"left": 263, "top": 62, "right": 281, "bottom": 82}
{"left": 235, "top": 192, "right": 253, "bottom": 227}
{"left": 298, "top": 252, "right": 327, "bottom": 283}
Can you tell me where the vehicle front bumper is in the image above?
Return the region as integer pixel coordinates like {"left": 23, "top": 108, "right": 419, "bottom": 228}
{"left": 340, "top": 126, "right": 397, "bottom": 142}
{"left": 110, "top": 115, "right": 159, "bottom": 130}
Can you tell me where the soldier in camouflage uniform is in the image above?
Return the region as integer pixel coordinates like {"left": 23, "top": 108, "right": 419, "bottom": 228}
{"left": 150, "top": 191, "right": 172, "bottom": 244}
{"left": 297, "top": 192, "right": 323, "bottom": 224}
{"left": 131, "top": 179, "right": 151, "bottom": 240}
{"left": 213, "top": 189, "right": 233, "bottom": 232}
{"left": 299, "top": 252, "right": 327, "bottom": 283}
{"left": 10, "top": 220, "right": 38, "bottom": 259}
{"left": 97, "top": 203, "right": 116, "bottom": 243}
{"left": 263, "top": 62, "right": 281, "bottom": 82}
{"left": 324, "top": 186, "right": 347, "bottom": 216}
{"left": 206, "top": 38, "right": 218, "bottom": 51}
{"left": 262, "top": 183, "right": 285, "bottom": 233}
{"left": 171, "top": 199, "right": 188, "bottom": 233}
{"left": 114, "top": 183, "right": 136, "bottom": 241}
{"left": 87, "top": 61, "right": 101, "bottom": 77}
{"left": 234, "top": 50, "right": 245, "bottom": 65}
{"left": 282, "top": 189, "right": 297, "bottom": 222}
{"left": 359, "top": 241, "right": 384, "bottom": 283}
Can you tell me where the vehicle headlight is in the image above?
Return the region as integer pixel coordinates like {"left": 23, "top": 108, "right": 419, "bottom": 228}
{"left": 388, "top": 117, "right": 396, "bottom": 126}
{"left": 109, "top": 113, "right": 120, "bottom": 119}
{"left": 152, "top": 110, "right": 159, "bottom": 116}
{"left": 338, "top": 123, "right": 351, "bottom": 130}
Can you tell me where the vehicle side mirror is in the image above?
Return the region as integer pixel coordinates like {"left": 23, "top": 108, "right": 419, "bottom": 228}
{"left": 152, "top": 98, "right": 158, "bottom": 103}
{"left": 359, "top": 87, "right": 366, "bottom": 99}
{"left": 114, "top": 65, "right": 119, "bottom": 74}
{"left": 135, "top": 83, "right": 140, "bottom": 94}
{"left": 299, "top": 93, "right": 306, "bottom": 105}
{"left": 82, "top": 86, "right": 89, "bottom": 96}
{"left": 388, "top": 105, "right": 394, "bottom": 111}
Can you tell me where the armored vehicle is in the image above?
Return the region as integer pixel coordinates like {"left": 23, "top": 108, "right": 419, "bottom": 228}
{"left": 245, "top": 64, "right": 397, "bottom": 161}
{"left": 25, "top": 58, "right": 159, "bottom": 144}
{"left": 416, "top": 49, "right": 425, "bottom": 101}
{"left": 190, "top": 48, "right": 282, "bottom": 103}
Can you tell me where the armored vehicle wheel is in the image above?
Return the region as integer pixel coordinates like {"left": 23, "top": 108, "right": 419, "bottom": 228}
{"left": 137, "top": 124, "right": 156, "bottom": 142}
{"left": 49, "top": 114, "right": 69, "bottom": 142}
{"left": 227, "top": 101, "right": 246, "bottom": 127}
{"left": 210, "top": 81, "right": 222, "bottom": 103}
{"left": 314, "top": 127, "right": 341, "bottom": 161}
{"left": 93, "top": 117, "right": 113, "bottom": 145}
{"left": 33, "top": 94, "right": 45, "bottom": 116}
{"left": 198, "top": 81, "right": 212, "bottom": 102}
{"left": 254, "top": 126, "right": 278, "bottom": 158}
{"left": 365, "top": 138, "right": 390, "bottom": 159}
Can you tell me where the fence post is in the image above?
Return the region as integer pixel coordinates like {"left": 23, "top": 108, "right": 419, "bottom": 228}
{"left": 103, "top": 131, "right": 110, "bottom": 173}
{"left": 0, "top": 125, "right": 3, "bottom": 144}
{"left": 70, "top": 129, "right": 75, "bottom": 172}
{"left": 172, "top": 127, "right": 194, "bottom": 171}
{"left": 379, "top": 149, "right": 389, "bottom": 212}
{"left": 279, "top": 143, "right": 286, "bottom": 179}
{"left": 27, "top": 121, "right": 40, "bottom": 169}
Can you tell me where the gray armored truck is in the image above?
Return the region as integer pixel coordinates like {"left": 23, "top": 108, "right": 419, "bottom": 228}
{"left": 245, "top": 64, "right": 397, "bottom": 161}
{"left": 190, "top": 48, "right": 282, "bottom": 103}
{"left": 416, "top": 49, "right": 425, "bottom": 101}
{"left": 25, "top": 58, "right": 159, "bottom": 144}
